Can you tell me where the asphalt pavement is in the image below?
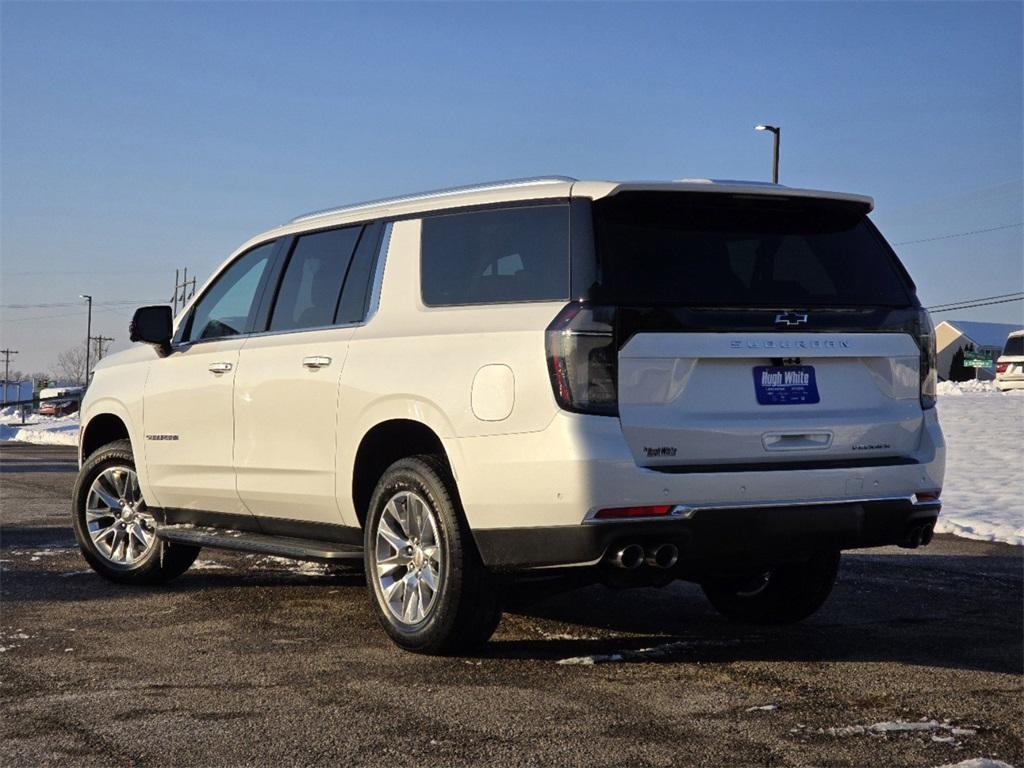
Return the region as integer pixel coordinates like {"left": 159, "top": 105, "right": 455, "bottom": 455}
{"left": 1, "top": 442, "right": 1021, "bottom": 767}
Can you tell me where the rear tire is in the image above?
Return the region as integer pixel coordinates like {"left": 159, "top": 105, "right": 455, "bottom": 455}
{"left": 701, "top": 550, "right": 840, "bottom": 624}
{"left": 364, "top": 455, "right": 502, "bottom": 654}
{"left": 72, "top": 439, "right": 199, "bottom": 585}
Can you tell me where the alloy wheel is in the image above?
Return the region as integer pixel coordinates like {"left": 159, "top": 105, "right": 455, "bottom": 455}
{"left": 85, "top": 466, "right": 158, "bottom": 566}
{"left": 374, "top": 491, "right": 443, "bottom": 624}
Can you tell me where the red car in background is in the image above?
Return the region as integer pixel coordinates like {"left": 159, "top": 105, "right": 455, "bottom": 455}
{"left": 38, "top": 399, "right": 80, "bottom": 417}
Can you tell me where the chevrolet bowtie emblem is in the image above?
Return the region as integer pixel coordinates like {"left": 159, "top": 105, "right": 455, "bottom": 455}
{"left": 774, "top": 311, "right": 809, "bottom": 326}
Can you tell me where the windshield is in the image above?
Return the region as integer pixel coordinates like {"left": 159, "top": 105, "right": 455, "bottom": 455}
{"left": 1004, "top": 335, "right": 1024, "bottom": 356}
{"left": 589, "top": 192, "right": 914, "bottom": 307}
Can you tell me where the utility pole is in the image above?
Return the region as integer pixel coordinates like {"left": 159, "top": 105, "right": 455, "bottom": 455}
{"left": 1, "top": 348, "right": 18, "bottom": 406}
{"left": 91, "top": 335, "right": 115, "bottom": 362}
{"left": 171, "top": 268, "right": 197, "bottom": 314}
{"left": 80, "top": 294, "right": 93, "bottom": 386}
{"left": 754, "top": 124, "right": 781, "bottom": 183}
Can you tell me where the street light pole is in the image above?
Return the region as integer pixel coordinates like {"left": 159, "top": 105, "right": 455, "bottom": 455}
{"left": 80, "top": 294, "right": 92, "bottom": 386}
{"left": 754, "top": 124, "right": 781, "bottom": 183}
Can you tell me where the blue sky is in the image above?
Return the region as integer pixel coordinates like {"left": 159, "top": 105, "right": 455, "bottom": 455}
{"left": 2, "top": 1, "right": 1021, "bottom": 373}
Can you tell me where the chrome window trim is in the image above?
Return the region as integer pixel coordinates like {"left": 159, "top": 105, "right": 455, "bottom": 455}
{"left": 365, "top": 222, "right": 392, "bottom": 322}
{"left": 170, "top": 221, "right": 392, "bottom": 350}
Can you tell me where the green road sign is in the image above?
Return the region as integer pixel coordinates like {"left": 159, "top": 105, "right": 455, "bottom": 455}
{"left": 964, "top": 352, "right": 994, "bottom": 368}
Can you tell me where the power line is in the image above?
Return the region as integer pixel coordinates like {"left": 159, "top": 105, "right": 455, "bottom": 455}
{"left": 893, "top": 222, "right": 1022, "bottom": 246}
{"left": 1, "top": 303, "right": 155, "bottom": 323}
{"left": 0, "top": 310, "right": 89, "bottom": 323}
{"left": 927, "top": 292, "right": 1024, "bottom": 310}
{"left": 0, "top": 300, "right": 162, "bottom": 309}
{"left": 928, "top": 296, "right": 1024, "bottom": 313}
{"left": 3, "top": 268, "right": 170, "bottom": 277}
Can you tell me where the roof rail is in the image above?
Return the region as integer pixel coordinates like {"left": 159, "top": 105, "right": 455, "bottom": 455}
{"left": 289, "top": 176, "right": 578, "bottom": 224}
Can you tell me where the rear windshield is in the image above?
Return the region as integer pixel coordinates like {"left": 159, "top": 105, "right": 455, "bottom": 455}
{"left": 589, "top": 192, "right": 913, "bottom": 307}
{"left": 1004, "top": 335, "right": 1024, "bottom": 356}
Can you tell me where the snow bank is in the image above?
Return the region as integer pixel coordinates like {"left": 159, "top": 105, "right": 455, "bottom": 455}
{"left": 0, "top": 414, "right": 79, "bottom": 446}
{"left": 937, "top": 379, "right": 1022, "bottom": 396}
{"left": 935, "top": 387, "right": 1023, "bottom": 546}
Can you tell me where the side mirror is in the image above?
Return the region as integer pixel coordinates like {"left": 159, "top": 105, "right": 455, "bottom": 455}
{"left": 130, "top": 305, "right": 174, "bottom": 356}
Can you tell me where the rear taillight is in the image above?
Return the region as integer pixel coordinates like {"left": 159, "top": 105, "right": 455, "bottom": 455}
{"left": 996, "top": 362, "right": 1008, "bottom": 373}
{"left": 915, "top": 308, "right": 937, "bottom": 409}
{"left": 546, "top": 303, "right": 619, "bottom": 416}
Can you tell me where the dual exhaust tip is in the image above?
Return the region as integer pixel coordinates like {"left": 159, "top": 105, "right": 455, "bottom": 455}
{"left": 901, "top": 521, "right": 935, "bottom": 549}
{"left": 608, "top": 543, "right": 679, "bottom": 571}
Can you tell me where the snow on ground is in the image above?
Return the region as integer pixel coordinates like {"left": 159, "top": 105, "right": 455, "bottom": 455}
{"left": 0, "top": 407, "right": 79, "bottom": 446}
{"left": 797, "top": 719, "right": 979, "bottom": 738}
{"left": 935, "top": 382, "right": 1024, "bottom": 546}
{"left": 557, "top": 637, "right": 744, "bottom": 665}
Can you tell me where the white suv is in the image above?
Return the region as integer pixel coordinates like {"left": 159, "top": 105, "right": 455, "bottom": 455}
{"left": 73, "top": 177, "right": 945, "bottom": 653}
{"left": 995, "top": 330, "right": 1024, "bottom": 391}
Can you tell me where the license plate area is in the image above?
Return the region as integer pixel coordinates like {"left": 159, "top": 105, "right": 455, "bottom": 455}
{"left": 753, "top": 365, "right": 820, "bottom": 405}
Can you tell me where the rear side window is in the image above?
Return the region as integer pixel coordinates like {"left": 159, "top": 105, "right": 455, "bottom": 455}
{"left": 270, "top": 226, "right": 362, "bottom": 332}
{"left": 1004, "top": 335, "right": 1024, "bottom": 356}
{"left": 185, "top": 241, "right": 275, "bottom": 342}
{"left": 420, "top": 204, "right": 570, "bottom": 306}
{"left": 590, "top": 193, "right": 913, "bottom": 307}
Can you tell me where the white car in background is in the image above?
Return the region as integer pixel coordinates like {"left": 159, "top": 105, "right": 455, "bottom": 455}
{"left": 995, "top": 330, "right": 1024, "bottom": 391}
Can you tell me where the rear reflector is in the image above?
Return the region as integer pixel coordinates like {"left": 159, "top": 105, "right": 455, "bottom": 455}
{"left": 594, "top": 505, "right": 673, "bottom": 520}
{"left": 914, "top": 490, "right": 942, "bottom": 504}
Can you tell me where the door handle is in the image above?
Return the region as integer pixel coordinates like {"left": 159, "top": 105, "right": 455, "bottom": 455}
{"left": 302, "top": 356, "right": 332, "bottom": 370}
{"left": 208, "top": 362, "right": 233, "bottom": 374}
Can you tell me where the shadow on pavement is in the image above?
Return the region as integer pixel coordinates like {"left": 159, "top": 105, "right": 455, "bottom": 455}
{"left": 3, "top": 525, "right": 1020, "bottom": 678}
{"left": 490, "top": 551, "right": 1022, "bottom": 675}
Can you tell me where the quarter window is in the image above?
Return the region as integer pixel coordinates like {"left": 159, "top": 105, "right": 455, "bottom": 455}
{"left": 420, "top": 205, "right": 570, "bottom": 306}
{"left": 336, "top": 221, "right": 384, "bottom": 324}
{"left": 269, "top": 226, "right": 362, "bottom": 332}
{"left": 184, "top": 241, "right": 275, "bottom": 342}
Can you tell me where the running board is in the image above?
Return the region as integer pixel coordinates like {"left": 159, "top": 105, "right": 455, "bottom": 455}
{"left": 156, "top": 524, "right": 364, "bottom": 563}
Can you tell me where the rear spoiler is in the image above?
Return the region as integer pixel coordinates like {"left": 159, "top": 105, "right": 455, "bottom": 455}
{"left": 571, "top": 180, "right": 874, "bottom": 213}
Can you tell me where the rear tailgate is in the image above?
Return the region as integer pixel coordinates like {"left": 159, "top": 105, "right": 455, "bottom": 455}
{"left": 618, "top": 331, "right": 922, "bottom": 468}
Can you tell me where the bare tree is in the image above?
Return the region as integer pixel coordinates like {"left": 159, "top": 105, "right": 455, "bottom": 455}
{"left": 54, "top": 346, "right": 87, "bottom": 386}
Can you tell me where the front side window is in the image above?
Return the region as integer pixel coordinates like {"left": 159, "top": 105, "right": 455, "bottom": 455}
{"left": 269, "top": 226, "right": 362, "bottom": 332}
{"left": 185, "top": 241, "right": 275, "bottom": 342}
{"left": 420, "top": 204, "right": 570, "bottom": 306}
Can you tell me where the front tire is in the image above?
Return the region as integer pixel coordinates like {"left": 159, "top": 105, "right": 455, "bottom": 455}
{"left": 701, "top": 550, "right": 840, "bottom": 625}
{"left": 364, "top": 455, "right": 502, "bottom": 654}
{"left": 72, "top": 439, "right": 199, "bottom": 584}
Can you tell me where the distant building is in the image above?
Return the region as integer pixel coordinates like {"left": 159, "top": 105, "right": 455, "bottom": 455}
{"left": 1, "top": 380, "right": 33, "bottom": 404}
{"left": 935, "top": 319, "right": 1023, "bottom": 381}
{"left": 39, "top": 385, "right": 84, "bottom": 401}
